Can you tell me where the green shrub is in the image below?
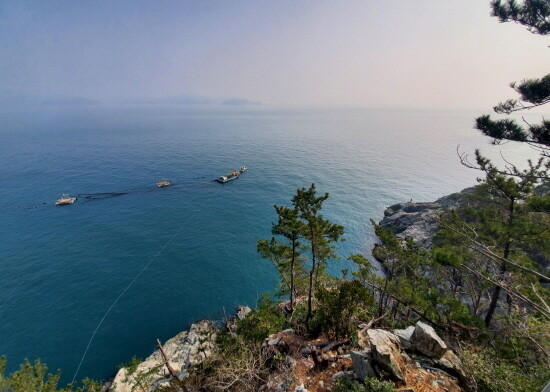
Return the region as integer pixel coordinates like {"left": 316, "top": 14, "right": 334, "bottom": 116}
{"left": 312, "top": 280, "right": 373, "bottom": 339}
{"left": 0, "top": 355, "right": 102, "bottom": 392}
{"left": 334, "top": 377, "right": 396, "bottom": 392}
{"left": 236, "top": 293, "right": 286, "bottom": 342}
{"left": 118, "top": 355, "right": 142, "bottom": 376}
{"left": 185, "top": 333, "right": 276, "bottom": 392}
{"left": 461, "top": 348, "right": 550, "bottom": 392}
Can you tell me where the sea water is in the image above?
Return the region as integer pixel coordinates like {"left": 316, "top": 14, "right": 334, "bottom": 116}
{"left": 0, "top": 106, "right": 537, "bottom": 383}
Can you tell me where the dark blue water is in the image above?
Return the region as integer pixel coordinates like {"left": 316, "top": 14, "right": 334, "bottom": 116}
{"left": 0, "top": 106, "right": 537, "bottom": 383}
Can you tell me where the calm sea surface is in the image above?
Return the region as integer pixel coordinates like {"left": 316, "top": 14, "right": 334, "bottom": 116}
{"left": 0, "top": 106, "right": 537, "bottom": 383}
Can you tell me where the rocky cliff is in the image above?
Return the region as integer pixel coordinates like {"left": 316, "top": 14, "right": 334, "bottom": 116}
{"left": 109, "top": 306, "right": 252, "bottom": 392}
{"left": 379, "top": 187, "right": 477, "bottom": 248}
{"left": 108, "top": 309, "right": 466, "bottom": 392}
{"left": 110, "top": 320, "right": 217, "bottom": 392}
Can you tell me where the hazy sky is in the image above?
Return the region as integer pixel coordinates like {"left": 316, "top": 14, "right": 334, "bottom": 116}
{"left": 0, "top": 0, "right": 548, "bottom": 109}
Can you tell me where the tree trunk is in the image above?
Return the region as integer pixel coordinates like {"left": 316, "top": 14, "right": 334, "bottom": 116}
{"left": 290, "top": 238, "right": 296, "bottom": 313}
{"left": 485, "top": 199, "right": 514, "bottom": 327}
{"left": 484, "top": 255, "right": 507, "bottom": 326}
{"left": 156, "top": 339, "right": 188, "bottom": 391}
{"left": 305, "top": 228, "right": 316, "bottom": 328}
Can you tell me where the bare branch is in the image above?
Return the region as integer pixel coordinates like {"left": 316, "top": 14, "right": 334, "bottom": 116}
{"left": 531, "top": 283, "right": 550, "bottom": 314}
{"left": 359, "top": 313, "right": 388, "bottom": 335}
{"left": 456, "top": 145, "right": 548, "bottom": 180}
{"left": 462, "top": 265, "right": 550, "bottom": 320}
{"left": 156, "top": 339, "right": 189, "bottom": 392}
{"left": 441, "top": 221, "right": 550, "bottom": 283}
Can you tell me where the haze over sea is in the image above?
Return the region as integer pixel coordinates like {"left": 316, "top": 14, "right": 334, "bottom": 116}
{"left": 0, "top": 106, "right": 537, "bottom": 383}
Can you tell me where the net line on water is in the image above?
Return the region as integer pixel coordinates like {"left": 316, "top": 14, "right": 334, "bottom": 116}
{"left": 70, "top": 206, "right": 203, "bottom": 384}
{"left": 2, "top": 177, "right": 218, "bottom": 212}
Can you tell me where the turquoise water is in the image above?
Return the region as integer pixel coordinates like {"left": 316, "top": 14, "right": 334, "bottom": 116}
{"left": 0, "top": 106, "right": 536, "bottom": 383}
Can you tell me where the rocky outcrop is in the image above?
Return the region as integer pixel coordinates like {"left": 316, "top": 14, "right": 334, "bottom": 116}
{"left": 108, "top": 307, "right": 468, "bottom": 392}
{"left": 110, "top": 320, "right": 217, "bottom": 392}
{"left": 352, "top": 321, "right": 465, "bottom": 391}
{"left": 379, "top": 187, "right": 476, "bottom": 248}
{"left": 226, "top": 305, "right": 251, "bottom": 331}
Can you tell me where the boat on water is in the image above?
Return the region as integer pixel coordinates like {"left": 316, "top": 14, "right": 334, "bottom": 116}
{"left": 55, "top": 194, "right": 77, "bottom": 206}
{"left": 156, "top": 179, "right": 172, "bottom": 188}
{"left": 215, "top": 170, "right": 240, "bottom": 183}
{"left": 215, "top": 166, "right": 247, "bottom": 183}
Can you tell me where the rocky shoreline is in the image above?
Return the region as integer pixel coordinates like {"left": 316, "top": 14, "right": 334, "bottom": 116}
{"left": 378, "top": 187, "right": 476, "bottom": 248}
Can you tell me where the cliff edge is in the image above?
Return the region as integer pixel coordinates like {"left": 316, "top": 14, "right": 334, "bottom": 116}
{"left": 379, "top": 187, "right": 477, "bottom": 248}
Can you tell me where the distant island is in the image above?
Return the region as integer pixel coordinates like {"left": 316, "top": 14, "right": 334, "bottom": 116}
{"left": 0, "top": 91, "right": 261, "bottom": 110}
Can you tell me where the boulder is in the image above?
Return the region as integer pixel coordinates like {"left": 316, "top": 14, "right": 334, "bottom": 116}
{"left": 331, "top": 370, "right": 355, "bottom": 381}
{"left": 226, "top": 305, "right": 252, "bottom": 331}
{"left": 436, "top": 349, "right": 466, "bottom": 381}
{"left": 410, "top": 321, "right": 448, "bottom": 358}
{"left": 236, "top": 305, "right": 251, "bottom": 320}
{"left": 350, "top": 350, "right": 375, "bottom": 380}
{"left": 392, "top": 326, "right": 415, "bottom": 350}
{"left": 266, "top": 337, "right": 287, "bottom": 348}
{"left": 366, "top": 329, "right": 405, "bottom": 381}
{"left": 263, "top": 329, "right": 296, "bottom": 349}
{"left": 110, "top": 320, "right": 216, "bottom": 392}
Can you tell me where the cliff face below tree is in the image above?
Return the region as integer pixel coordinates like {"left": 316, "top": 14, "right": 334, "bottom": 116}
{"left": 378, "top": 187, "right": 477, "bottom": 248}
{"left": 109, "top": 311, "right": 466, "bottom": 392}
{"left": 378, "top": 185, "right": 549, "bottom": 272}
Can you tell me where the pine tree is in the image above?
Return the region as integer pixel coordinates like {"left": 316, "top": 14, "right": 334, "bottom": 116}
{"left": 291, "top": 184, "right": 344, "bottom": 329}
{"left": 459, "top": 1, "right": 550, "bottom": 324}
{"left": 468, "top": 0, "right": 550, "bottom": 172}
{"left": 271, "top": 205, "right": 305, "bottom": 312}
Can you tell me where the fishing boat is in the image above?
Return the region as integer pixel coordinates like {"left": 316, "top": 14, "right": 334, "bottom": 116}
{"left": 156, "top": 179, "right": 172, "bottom": 188}
{"left": 55, "top": 194, "right": 77, "bottom": 206}
{"left": 215, "top": 166, "right": 248, "bottom": 183}
{"left": 215, "top": 170, "right": 240, "bottom": 183}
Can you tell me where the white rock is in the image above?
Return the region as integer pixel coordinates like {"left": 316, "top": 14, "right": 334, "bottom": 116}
{"left": 331, "top": 370, "right": 355, "bottom": 380}
{"left": 392, "top": 326, "right": 415, "bottom": 350}
{"left": 367, "top": 329, "right": 405, "bottom": 381}
{"left": 236, "top": 305, "right": 251, "bottom": 320}
{"left": 410, "top": 321, "right": 448, "bottom": 358}
{"left": 109, "top": 320, "right": 216, "bottom": 392}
